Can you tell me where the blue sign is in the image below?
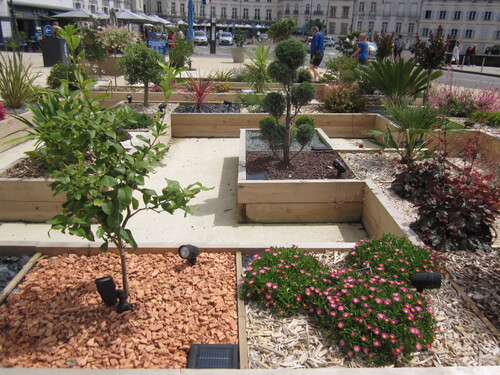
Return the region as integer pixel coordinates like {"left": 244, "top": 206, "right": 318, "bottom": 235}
{"left": 43, "top": 25, "right": 52, "bottom": 37}
{"left": 148, "top": 40, "right": 167, "bottom": 55}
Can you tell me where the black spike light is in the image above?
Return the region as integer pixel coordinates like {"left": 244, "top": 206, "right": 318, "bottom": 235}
{"left": 332, "top": 158, "right": 348, "bottom": 178}
{"left": 178, "top": 244, "right": 201, "bottom": 266}
{"left": 127, "top": 94, "right": 132, "bottom": 103}
{"left": 410, "top": 272, "right": 442, "bottom": 293}
{"left": 158, "top": 103, "right": 167, "bottom": 112}
{"left": 95, "top": 276, "right": 131, "bottom": 313}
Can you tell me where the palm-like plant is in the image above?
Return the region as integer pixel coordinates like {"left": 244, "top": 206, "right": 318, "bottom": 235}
{"left": 365, "top": 103, "right": 462, "bottom": 164}
{"left": 359, "top": 58, "right": 442, "bottom": 106}
{"left": 185, "top": 75, "right": 215, "bottom": 111}
{"left": 244, "top": 44, "right": 272, "bottom": 93}
{"left": 0, "top": 52, "right": 40, "bottom": 109}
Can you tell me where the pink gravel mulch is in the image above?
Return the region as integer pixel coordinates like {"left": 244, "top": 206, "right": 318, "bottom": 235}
{"left": 0, "top": 252, "right": 238, "bottom": 369}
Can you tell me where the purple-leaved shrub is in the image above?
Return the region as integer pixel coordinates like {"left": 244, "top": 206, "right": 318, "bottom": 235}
{"left": 429, "top": 86, "right": 500, "bottom": 118}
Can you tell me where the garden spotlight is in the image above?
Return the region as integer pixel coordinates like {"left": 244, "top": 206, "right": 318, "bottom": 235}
{"left": 332, "top": 159, "right": 348, "bottom": 177}
{"left": 178, "top": 244, "right": 200, "bottom": 266}
{"left": 95, "top": 276, "right": 131, "bottom": 313}
{"left": 410, "top": 272, "right": 442, "bottom": 293}
{"left": 158, "top": 103, "right": 167, "bottom": 112}
{"left": 127, "top": 94, "right": 132, "bottom": 104}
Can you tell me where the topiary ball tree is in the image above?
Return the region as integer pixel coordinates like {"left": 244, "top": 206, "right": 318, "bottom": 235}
{"left": 259, "top": 39, "right": 316, "bottom": 167}
{"left": 118, "top": 43, "right": 165, "bottom": 106}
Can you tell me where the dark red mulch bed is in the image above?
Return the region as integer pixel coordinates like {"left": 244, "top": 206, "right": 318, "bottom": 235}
{"left": 1, "top": 157, "right": 48, "bottom": 179}
{"left": 245, "top": 151, "right": 356, "bottom": 180}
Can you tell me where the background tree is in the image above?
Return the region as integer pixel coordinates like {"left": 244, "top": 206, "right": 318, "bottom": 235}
{"left": 413, "top": 26, "right": 449, "bottom": 103}
{"left": 118, "top": 43, "right": 165, "bottom": 106}
{"left": 373, "top": 31, "right": 394, "bottom": 60}
{"left": 268, "top": 18, "right": 296, "bottom": 42}
{"left": 259, "top": 39, "right": 316, "bottom": 167}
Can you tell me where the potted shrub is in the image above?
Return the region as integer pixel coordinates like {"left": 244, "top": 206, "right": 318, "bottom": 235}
{"left": 231, "top": 30, "right": 247, "bottom": 63}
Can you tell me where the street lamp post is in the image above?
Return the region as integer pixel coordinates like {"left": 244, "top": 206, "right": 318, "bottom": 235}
{"left": 8, "top": 0, "right": 18, "bottom": 40}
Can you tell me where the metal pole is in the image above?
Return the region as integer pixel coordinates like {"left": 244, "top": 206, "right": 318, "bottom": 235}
{"left": 8, "top": 0, "right": 18, "bottom": 39}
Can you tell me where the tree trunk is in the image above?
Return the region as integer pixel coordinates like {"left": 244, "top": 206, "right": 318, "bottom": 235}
{"left": 283, "top": 86, "right": 292, "bottom": 168}
{"left": 118, "top": 245, "right": 130, "bottom": 299}
{"left": 424, "top": 70, "right": 432, "bottom": 105}
{"left": 144, "top": 83, "right": 149, "bottom": 106}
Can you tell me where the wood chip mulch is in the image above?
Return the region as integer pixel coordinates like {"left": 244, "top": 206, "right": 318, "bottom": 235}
{"left": 0, "top": 252, "right": 238, "bottom": 369}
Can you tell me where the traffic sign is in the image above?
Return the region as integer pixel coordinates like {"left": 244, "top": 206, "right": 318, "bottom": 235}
{"left": 43, "top": 25, "right": 52, "bottom": 37}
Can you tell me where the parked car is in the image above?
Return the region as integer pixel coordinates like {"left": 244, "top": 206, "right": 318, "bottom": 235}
{"left": 324, "top": 36, "right": 335, "bottom": 47}
{"left": 258, "top": 33, "right": 269, "bottom": 41}
{"left": 193, "top": 31, "right": 208, "bottom": 45}
{"left": 367, "top": 42, "right": 378, "bottom": 57}
{"left": 219, "top": 32, "right": 233, "bottom": 45}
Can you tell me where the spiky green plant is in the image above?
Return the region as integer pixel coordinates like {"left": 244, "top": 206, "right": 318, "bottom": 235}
{"left": 0, "top": 52, "right": 40, "bottom": 109}
{"left": 244, "top": 44, "right": 272, "bottom": 93}
{"left": 359, "top": 58, "right": 442, "bottom": 106}
{"left": 365, "top": 103, "right": 462, "bottom": 164}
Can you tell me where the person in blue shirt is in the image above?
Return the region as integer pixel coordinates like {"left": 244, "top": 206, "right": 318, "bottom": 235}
{"left": 309, "top": 26, "right": 324, "bottom": 82}
{"left": 351, "top": 33, "right": 369, "bottom": 65}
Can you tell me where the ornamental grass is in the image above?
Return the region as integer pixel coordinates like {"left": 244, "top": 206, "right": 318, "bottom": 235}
{"left": 241, "top": 234, "right": 442, "bottom": 365}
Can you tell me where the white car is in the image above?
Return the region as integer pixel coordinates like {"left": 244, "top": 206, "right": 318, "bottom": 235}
{"left": 218, "top": 32, "right": 233, "bottom": 45}
{"left": 193, "top": 31, "right": 208, "bottom": 45}
{"left": 367, "top": 41, "right": 377, "bottom": 57}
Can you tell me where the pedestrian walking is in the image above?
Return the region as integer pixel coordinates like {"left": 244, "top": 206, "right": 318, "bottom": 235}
{"left": 470, "top": 45, "right": 477, "bottom": 66}
{"left": 465, "top": 46, "right": 472, "bottom": 66}
{"left": 309, "top": 26, "right": 325, "bottom": 82}
{"left": 351, "top": 33, "right": 369, "bottom": 65}
{"left": 451, "top": 41, "right": 461, "bottom": 68}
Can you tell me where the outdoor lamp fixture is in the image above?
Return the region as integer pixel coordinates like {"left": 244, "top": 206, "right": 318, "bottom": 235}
{"left": 158, "top": 103, "right": 167, "bottom": 112}
{"left": 332, "top": 158, "right": 348, "bottom": 177}
{"left": 95, "top": 276, "right": 131, "bottom": 313}
{"left": 224, "top": 100, "right": 233, "bottom": 110}
{"left": 178, "top": 244, "right": 201, "bottom": 266}
{"left": 127, "top": 94, "right": 132, "bottom": 103}
{"left": 410, "top": 272, "right": 442, "bottom": 293}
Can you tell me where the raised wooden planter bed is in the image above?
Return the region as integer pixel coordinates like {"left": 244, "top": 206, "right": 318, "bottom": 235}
{"left": 171, "top": 113, "right": 391, "bottom": 138}
{"left": 237, "top": 129, "right": 417, "bottom": 241}
{"left": 0, "top": 111, "right": 32, "bottom": 153}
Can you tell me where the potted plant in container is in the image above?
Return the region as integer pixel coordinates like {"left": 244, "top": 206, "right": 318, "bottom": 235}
{"left": 231, "top": 30, "right": 247, "bottom": 63}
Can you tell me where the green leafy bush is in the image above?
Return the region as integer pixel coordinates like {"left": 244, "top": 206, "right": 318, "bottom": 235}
{"left": 237, "top": 92, "right": 264, "bottom": 112}
{"left": 212, "top": 69, "right": 234, "bottom": 82}
{"left": 322, "top": 83, "right": 365, "bottom": 113}
{"left": 268, "top": 18, "right": 296, "bottom": 42}
{"left": 168, "top": 36, "right": 194, "bottom": 68}
{"left": 323, "top": 55, "right": 359, "bottom": 83}
{"left": 297, "top": 67, "right": 313, "bottom": 83}
{"left": 47, "top": 63, "right": 88, "bottom": 90}
{"left": 471, "top": 111, "right": 500, "bottom": 127}
{"left": 241, "top": 234, "right": 440, "bottom": 364}
{"left": 0, "top": 52, "right": 40, "bottom": 108}
{"left": 373, "top": 31, "right": 394, "bottom": 60}
{"left": 213, "top": 81, "right": 232, "bottom": 93}
{"left": 82, "top": 26, "right": 108, "bottom": 63}
{"left": 244, "top": 44, "right": 272, "bottom": 92}
{"left": 120, "top": 108, "right": 154, "bottom": 129}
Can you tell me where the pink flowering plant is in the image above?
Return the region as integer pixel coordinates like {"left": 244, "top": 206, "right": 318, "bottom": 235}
{"left": 241, "top": 235, "right": 441, "bottom": 364}
{"left": 429, "top": 86, "right": 500, "bottom": 118}
{"left": 0, "top": 103, "right": 6, "bottom": 120}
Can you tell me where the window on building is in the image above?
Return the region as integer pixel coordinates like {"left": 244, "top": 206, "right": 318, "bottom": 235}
{"left": 232, "top": 7, "right": 237, "bottom": 19}
{"left": 453, "top": 11, "right": 461, "bottom": 20}
{"left": 449, "top": 29, "right": 458, "bottom": 38}
{"left": 294, "top": 4, "right": 298, "bottom": 14}
{"left": 221, "top": 7, "right": 226, "bottom": 18}
{"left": 408, "top": 23, "right": 414, "bottom": 34}
{"left": 439, "top": 10, "right": 446, "bottom": 19}
{"left": 396, "top": 22, "right": 401, "bottom": 33}
{"left": 200, "top": 5, "right": 205, "bottom": 17}
{"left": 425, "top": 10, "right": 432, "bottom": 19}
{"left": 180, "top": 3, "right": 185, "bottom": 16}
{"left": 75, "top": 2, "right": 82, "bottom": 9}
{"left": 90, "top": 5, "right": 96, "bottom": 13}
{"left": 316, "top": 4, "right": 321, "bottom": 14}
{"left": 156, "top": 1, "right": 162, "bottom": 14}
{"left": 368, "top": 21, "right": 374, "bottom": 33}
{"left": 484, "top": 11, "right": 492, "bottom": 21}
{"left": 210, "top": 6, "right": 215, "bottom": 18}
{"left": 305, "top": 4, "right": 310, "bottom": 14}
{"left": 468, "top": 11, "right": 476, "bottom": 20}
{"left": 268, "top": 0, "right": 272, "bottom": 2}
{"left": 285, "top": 4, "right": 290, "bottom": 13}
{"left": 256, "top": 0, "right": 260, "bottom": 2}
{"left": 330, "top": 6, "right": 336, "bottom": 18}
{"left": 382, "top": 22, "right": 388, "bottom": 32}
{"left": 464, "top": 29, "right": 473, "bottom": 38}
{"left": 243, "top": 8, "right": 249, "bottom": 19}
{"left": 422, "top": 28, "right": 429, "bottom": 37}
{"left": 254, "top": 8, "right": 260, "bottom": 20}
{"left": 357, "top": 21, "right": 362, "bottom": 30}
{"left": 342, "top": 6, "right": 349, "bottom": 18}
{"left": 410, "top": 2, "right": 418, "bottom": 17}
{"left": 330, "top": 22, "right": 336, "bottom": 35}
{"left": 171, "top": 2, "right": 176, "bottom": 15}
{"left": 383, "top": 3, "right": 391, "bottom": 16}
{"left": 370, "top": 2, "right": 376, "bottom": 13}
{"left": 359, "top": 2, "right": 365, "bottom": 12}
{"left": 397, "top": 2, "right": 404, "bottom": 17}
{"left": 266, "top": 9, "right": 272, "bottom": 20}
{"left": 496, "top": 30, "right": 500, "bottom": 39}
{"left": 103, "top": 7, "right": 108, "bottom": 14}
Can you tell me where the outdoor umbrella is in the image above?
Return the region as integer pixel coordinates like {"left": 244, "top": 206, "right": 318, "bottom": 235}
{"left": 53, "top": 9, "right": 94, "bottom": 20}
{"left": 187, "top": 0, "right": 195, "bottom": 41}
{"left": 148, "top": 14, "right": 172, "bottom": 25}
{"left": 115, "top": 9, "right": 152, "bottom": 23}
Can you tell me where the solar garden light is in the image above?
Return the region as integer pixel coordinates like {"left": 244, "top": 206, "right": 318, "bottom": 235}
{"left": 95, "top": 276, "right": 131, "bottom": 313}
{"left": 127, "top": 94, "right": 132, "bottom": 103}
{"left": 410, "top": 272, "right": 442, "bottom": 293}
{"left": 178, "top": 244, "right": 201, "bottom": 266}
{"left": 332, "top": 158, "right": 348, "bottom": 177}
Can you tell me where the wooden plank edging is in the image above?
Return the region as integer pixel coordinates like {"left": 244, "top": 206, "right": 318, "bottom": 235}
{"left": 236, "top": 252, "right": 249, "bottom": 369}
{"left": 0, "top": 252, "right": 42, "bottom": 304}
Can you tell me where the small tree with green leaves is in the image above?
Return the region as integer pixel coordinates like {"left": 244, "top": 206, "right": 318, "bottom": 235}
{"left": 21, "top": 76, "right": 206, "bottom": 300}
{"left": 335, "top": 31, "right": 361, "bottom": 56}
{"left": 413, "top": 26, "right": 449, "bottom": 104}
{"left": 259, "top": 39, "right": 316, "bottom": 168}
{"left": 268, "top": 18, "right": 296, "bottom": 42}
{"left": 118, "top": 43, "right": 165, "bottom": 106}
{"left": 244, "top": 44, "right": 272, "bottom": 92}
{"left": 373, "top": 31, "right": 394, "bottom": 60}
